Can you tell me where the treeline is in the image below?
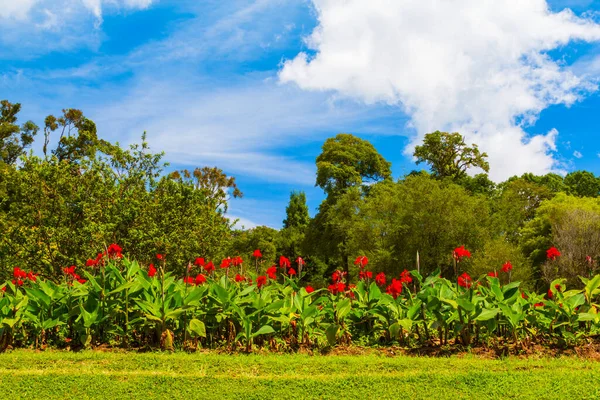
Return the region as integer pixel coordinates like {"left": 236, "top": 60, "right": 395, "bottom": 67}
{"left": 2, "top": 100, "right": 600, "bottom": 291}
{"left": 230, "top": 132, "right": 600, "bottom": 290}
{"left": 0, "top": 100, "right": 240, "bottom": 279}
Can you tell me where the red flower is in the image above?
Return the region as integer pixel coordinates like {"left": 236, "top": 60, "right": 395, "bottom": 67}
{"left": 266, "top": 265, "right": 277, "bottom": 280}
{"left": 547, "top": 288, "right": 553, "bottom": 298}
{"left": 107, "top": 243, "right": 123, "bottom": 259}
{"left": 194, "top": 257, "right": 205, "bottom": 267}
{"left": 220, "top": 258, "right": 232, "bottom": 269}
{"left": 232, "top": 256, "right": 243, "bottom": 267}
{"left": 375, "top": 272, "right": 386, "bottom": 286}
{"left": 288, "top": 268, "right": 297, "bottom": 276}
{"left": 501, "top": 261, "right": 513, "bottom": 273}
{"left": 453, "top": 246, "right": 471, "bottom": 260}
{"left": 156, "top": 254, "right": 165, "bottom": 260}
{"left": 534, "top": 302, "right": 544, "bottom": 307}
{"left": 296, "top": 256, "right": 305, "bottom": 266}
{"left": 13, "top": 267, "right": 26, "bottom": 279}
{"left": 85, "top": 258, "right": 97, "bottom": 267}
{"left": 305, "top": 285, "right": 314, "bottom": 293}
{"left": 521, "top": 292, "right": 527, "bottom": 299}
{"left": 354, "top": 256, "right": 369, "bottom": 268}
{"left": 332, "top": 270, "right": 344, "bottom": 283}
{"left": 586, "top": 255, "right": 594, "bottom": 265}
{"left": 77, "top": 278, "right": 87, "bottom": 284}
{"left": 458, "top": 272, "right": 472, "bottom": 288}
{"left": 12, "top": 279, "right": 24, "bottom": 286}
{"left": 487, "top": 271, "right": 498, "bottom": 278}
{"left": 184, "top": 276, "right": 195, "bottom": 285}
{"left": 235, "top": 274, "right": 245, "bottom": 282}
{"left": 148, "top": 264, "right": 157, "bottom": 278}
{"left": 204, "top": 261, "right": 215, "bottom": 273}
{"left": 1, "top": 286, "right": 5, "bottom": 292}
{"left": 546, "top": 247, "right": 561, "bottom": 260}
{"left": 26, "top": 272, "right": 37, "bottom": 282}
{"left": 279, "top": 256, "right": 291, "bottom": 269}
{"left": 555, "top": 284, "right": 562, "bottom": 292}
{"left": 386, "top": 278, "right": 403, "bottom": 299}
{"left": 399, "top": 269, "right": 412, "bottom": 284}
{"left": 359, "top": 270, "right": 373, "bottom": 280}
{"left": 252, "top": 249, "right": 262, "bottom": 258}
{"left": 62, "top": 266, "right": 76, "bottom": 276}
{"left": 328, "top": 282, "right": 346, "bottom": 295}
{"left": 195, "top": 274, "right": 207, "bottom": 285}
{"left": 256, "top": 275, "right": 267, "bottom": 288}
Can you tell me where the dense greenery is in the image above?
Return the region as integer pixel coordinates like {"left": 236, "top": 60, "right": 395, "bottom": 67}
{"left": 3, "top": 99, "right": 600, "bottom": 294}
{"left": 2, "top": 253, "right": 600, "bottom": 352}
{"left": 2, "top": 351, "right": 600, "bottom": 399}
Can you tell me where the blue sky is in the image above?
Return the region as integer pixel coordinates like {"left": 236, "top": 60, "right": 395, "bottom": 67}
{"left": 2, "top": 0, "right": 600, "bottom": 228}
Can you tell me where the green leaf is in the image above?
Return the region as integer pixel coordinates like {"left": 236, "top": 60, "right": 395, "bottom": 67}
{"left": 252, "top": 325, "right": 275, "bottom": 338}
{"left": 474, "top": 308, "right": 499, "bottom": 321}
{"left": 188, "top": 319, "right": 206, "bottom": 338}
{"left": 325, "top": 323, "right": 338, "bottom": 346}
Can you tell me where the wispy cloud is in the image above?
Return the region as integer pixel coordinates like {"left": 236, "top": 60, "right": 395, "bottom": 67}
{"left": 574, "top": 150, "right": 583, "bottom": 158}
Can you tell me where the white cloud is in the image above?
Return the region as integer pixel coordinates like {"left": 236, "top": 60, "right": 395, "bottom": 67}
{"left": 280, "top": 0, "right": 600, "bottom": 181}
{"left": 0, "top": 0, "right": 38, "bottom": 20}
{"left": 574, "top": 150, "right": 583, "bottom": 158}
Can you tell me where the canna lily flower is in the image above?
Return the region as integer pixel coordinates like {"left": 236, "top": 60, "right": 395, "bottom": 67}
{"left": 156, "top": 254, "right": 165, "bottom": 260}
{"left": 107, "top": 243, "right": 123, "bottom": 259}
{"left": 359, "top": 270, "right": 373, "bottom": 280}
{"left": 266, "top": 265, "right": 277, "bottom": 280}
{"left": 399, "top": 269, "right": 412, "bottom": 284}
{"left": 453, "top": 245, "right": 471, "bottom": 260}
{"left": 296, "top": 256, "right": 305, "bottom": 266}
{"left": 256, "top": 275, "right": 267, "bottom": 288}
{"left": 305, "top": 285, "right": 314, "bottom": 293}
{"left": 13, "top": 267, "right": 27, "bottom": 279}
{"left": 458, "top": 272, "right": 473, "bottom": 288}
{"left": 252, "top": 249, "right": 262, "bottom": 258}
{"left": 1, "top": 286, "right": 5, "bottom": 292}
{"left": 279, "top": 256, "right": 291, "bottom": 269}
{"left": 546, "top": 247, "right": 561, "bottom": 260}
{"left": 288, "top": 268, "right": 297, "bottom": 276}
{"left": 386, "top": 279, "right": 403, "bottom": 299}
{"left": 26, "top": 272, "right": 37, "bottom": 282}
{"left": 204, "top": 261, "right": 215, "bottom": 273}
{"left": 195, "top": 274, "right": 207, "bottom": 285}
{"left": 487, "top": 271, "right": 498, "bottom": 278}
{"left": 354, "top": 256, "right": 369, "bottom": 268}
{"left": 232, "top": 256, "right": 243, "bottom": 267}
{"left": 332, "top": 270, "right": 345, "bottom": 283}
{"left": 62, "top": 266, "right": 76, "bottom": 276}
{"left": 194, "top": 257, "right": 205, "bottom": 267}
{"left": 220, "top": 258, "right": 232, "bottom": 269}
{"left": 184, "top": 276, "right": 195, "bottom": 285}
{"left": 375, "top": 272, "right": 386, "bottom": 286}
{"left": 501, "top": 261, "right": 513, "bottom": 273}
{"left": 235, "top": 274, "right": 245, "bottom": 282}
{"left": 148, "top": 264, "right": 157, "bottom": 278}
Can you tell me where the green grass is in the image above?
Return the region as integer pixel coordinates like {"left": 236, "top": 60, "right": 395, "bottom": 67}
{"left": 0, "top": 350, "right": 599, "bottom": 399}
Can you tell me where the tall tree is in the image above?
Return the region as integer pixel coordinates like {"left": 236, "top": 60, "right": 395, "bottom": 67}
{"left": 564, "top": 171, "right": 600, "bottom": 198}
{"left": 316, "top": 133, "right": 391, "bottom": 197}
{"left": 312, "top": 133, "right": 391, "bottom": 278}
{"left": 283, "top": 191, "right": 309, "bottom": 229}
{"left": 0, "top": 100, "right": 38, "bottom": 165}
{"left": 413, "top": 131, "right": 489, "bottom": 180}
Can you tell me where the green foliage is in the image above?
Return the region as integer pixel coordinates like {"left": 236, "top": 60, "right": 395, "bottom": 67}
{"left": 316, "top": 133, "right": 391, "bottom": 196}
{"left": 521, "top": 194, "right": 600, "bottom": 286}
{"left": 564, "top": 171, "right": 600, "bottom": 198}
{"left": 0, "top": 100, "right": 38, "bottom": 165}
{"left": 414, "top": 131, "right": 489, "bottom": 180}
{"left": 470, "top": 236, "right": 534, "bottom": 286}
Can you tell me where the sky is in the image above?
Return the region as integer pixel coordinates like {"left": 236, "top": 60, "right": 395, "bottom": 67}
{"left": 2, "top": 0, "right": 600, "bottom": 228}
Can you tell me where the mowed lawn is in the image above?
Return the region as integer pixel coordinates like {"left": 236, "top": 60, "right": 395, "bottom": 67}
{"left": 0, "top": 350, "right": 599, "bottom": 399}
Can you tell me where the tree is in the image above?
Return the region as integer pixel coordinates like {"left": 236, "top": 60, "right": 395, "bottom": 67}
{"left": 520, "top": 194, "right": 600, "bottom": 287}
{"left": 564, "top": 171, "right": 600, "bottom": 198}
{"left": 312, "top": 133, "right": 391, "bottom": 278}
{"left": 413, "top": 131, "right": 489, "bottom": 180}
{"left": 0, "top": 100, "right": 38, "bottom": 165}
{"left": 316, "top": 133, "right": 391, "bottom": 196}
{"left": 283, "top": 191, "right": 309, "bottom": 229}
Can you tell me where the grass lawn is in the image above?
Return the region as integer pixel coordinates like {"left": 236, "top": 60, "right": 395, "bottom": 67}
{"left": 0, "top": 350, "right": 599, "bottom": 399}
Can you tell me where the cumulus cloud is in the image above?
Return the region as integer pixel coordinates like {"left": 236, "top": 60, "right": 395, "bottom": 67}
{"left": 279, "top": 0, "right": 600, "bottom": 181}
{"left": 0, "top": 0, "right": 38, "bottom": 20}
